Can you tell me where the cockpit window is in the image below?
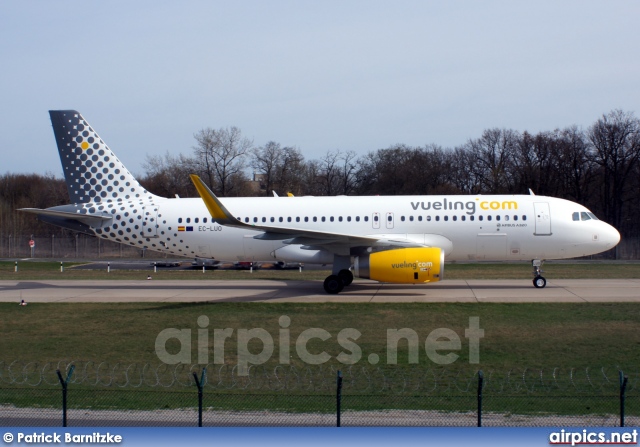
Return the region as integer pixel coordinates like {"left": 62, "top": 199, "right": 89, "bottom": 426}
{"left": 574, "top": 211, "right": 600, "bottom": 221}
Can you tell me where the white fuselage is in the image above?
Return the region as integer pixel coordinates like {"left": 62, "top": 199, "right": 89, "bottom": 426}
{"left": 91, "top": 194, "right": 620, "bottom": 263}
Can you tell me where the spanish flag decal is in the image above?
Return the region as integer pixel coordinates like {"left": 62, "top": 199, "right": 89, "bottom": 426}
{"left": 178, "top": 226, "right": 186, "bottom": 231}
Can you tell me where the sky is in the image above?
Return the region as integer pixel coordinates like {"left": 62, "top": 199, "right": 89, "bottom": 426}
{"left": 1, "top": 1, "right": 639, "bottom": 177}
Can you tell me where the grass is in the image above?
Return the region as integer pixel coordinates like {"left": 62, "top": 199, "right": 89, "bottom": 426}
{"left": 1, "top": 300, "right": 639, "bottom": 416}
{"left": 1, "top": 260, "right": 639, "bottom": 416}
{"left": 2, "top": 387, "right": 629, "bottom": 417}
{"left": 1, "top": 302, "right": 639, "bottom": 369}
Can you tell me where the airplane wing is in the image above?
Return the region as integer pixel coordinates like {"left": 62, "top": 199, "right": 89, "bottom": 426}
{"left": 190, "top": 175, "right": 426, "bottom": 252}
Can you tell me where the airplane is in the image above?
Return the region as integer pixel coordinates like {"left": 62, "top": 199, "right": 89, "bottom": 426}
{"left": 20, "top": 110, "right": 621, "bottom": 294}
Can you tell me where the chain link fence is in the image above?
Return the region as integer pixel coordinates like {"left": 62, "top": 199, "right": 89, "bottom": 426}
{"left": 0, "top": 235, "right": 163, "bottom": 259}
{"left": 1, "top": 361, "right": 638, "bottom": 427}
{"left": 2, "top": 235, "right": 640, "bottom": 260}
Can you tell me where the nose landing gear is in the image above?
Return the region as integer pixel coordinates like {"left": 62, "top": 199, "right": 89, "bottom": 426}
{"left": 532, "top": 259, "right": 546, "bottom": 288}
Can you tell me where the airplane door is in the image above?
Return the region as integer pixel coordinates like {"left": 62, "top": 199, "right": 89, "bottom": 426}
{"left": 534, "top": 202, "right": 552, "bottom": 235}
{"left": 372, "top": 212, "right": 380, "bottom": 229}
{"left": 386, "top": 212, "right": 394, "bottom": 229}
{"left": 142, "top": 206, "right": 159, "bottom": 238}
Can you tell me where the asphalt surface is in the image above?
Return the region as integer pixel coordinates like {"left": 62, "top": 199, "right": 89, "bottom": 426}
{"left": 2, "top": 279, "right": 640, "bottom": 303}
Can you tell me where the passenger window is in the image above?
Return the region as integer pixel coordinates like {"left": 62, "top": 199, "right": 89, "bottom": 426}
{"left": 514, "top": 215, "right": 518, "bottom": 221}
{"left": 572, "top": 212, "right": 580, "bottom": 221}
{"left": 504, "top": 215, "right": 509, "bottom": 221}
{"left": 279, "top": 217, "right": 283, "bottom": 222}
{"left": 313, "top": 217, "right": 317, "bottom": 222}
{"left": 409, "top": 216, "right": 414, "bottom": 222}
{"left": 186, "top": 218, "right": 191, "bottom": 223}
{"left": 426, "top": 216, "right": 431, "bottom": 221}
{"left": 418, "top": 216, "right": 422, "bottom": 221}
{"left": 444, "top": 216, "right": 448, "bottom": 221}
{"left": 253, "top": 217, "right": 258, "bottom": 223}
{"left": 364, "top": 216, "right": 369, "bottom": 222}
{"left": 453, "top": 216, "right": 457, "bottom": 221}
{"left": 338, "top": 216, "right": 343, "bottom": 222}
{"left": 296, "top": 217, "right": 300, "bottom": 222}
{"left": 523, "top": 215, "right": 527, "bottom": 221}
{"left": 245, "top": 217, "right": 249, "bottom": 223}
{"left": 203, "top": 217, "right": 208, "bottom": 223}
{"left": 401, "top": 216, "right": 406, "bottom": 222}
{"left": 262, "top": 217, "right": 266, "bottom": 222}
{"left": 461, "top": 216, "right": 466, "bottom": 221}
{"left": 355, "top": 216, "right": 360, "bottom": 222}
{"left": 195, "top": 217, "right": 199, "bottom": 223}
{"left": 178, "top": 218, "right": 183, "bottom": 223}
{"left": 304, "top": 217, "right": 308, "bottom": 222}
{"left": 470, "top": 216, "right": 474, "bottom": 221}
{"left": 322, "top": 217, "right": 326, "bottom": 222}
{"left": 479, "top": 216, "right": 483, "bottom": 221}
{"left": 287, "top": 217, "right": 292, "bottom": 222}
{"left": 435, "top": 216, "right": 440, "bottom": 222}
{"left": 496, "top": 215, "right": 500, "bottom": 221}
{"left": 347, "top": 216, "right": 351, "bottom": 222}
{"left": 330, "top": 216, "right": 334, "bottom": 222}
{"left": 374, "top": 215, "right": 379, "bottom": 222}
{"left": 271, "top": 217, "right": 275, "bottom": 222}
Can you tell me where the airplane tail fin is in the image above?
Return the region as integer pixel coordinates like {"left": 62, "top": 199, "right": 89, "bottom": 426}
{"left": 49, "top": 110, "right": 156, "bottom": 203}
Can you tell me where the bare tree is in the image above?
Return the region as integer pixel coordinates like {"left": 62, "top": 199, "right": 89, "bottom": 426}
{"left": 554, "top": 126, "right": 594, "bottom": 205}
{"left": 141, "top": 152, "right": 198, "bottom": 198}
{"left": 588, "top": 109, "right": 640, "bottom": 229}
{"left": 276, "top": 146, "right": 305, "bottom": 196}
{"left": 467, "top": 128, "right": 519, "bottom": 193}
{"left": 314, "top": 150, "right": 358, "bottom": 196}
{"left": 251, "top": 141, "right": 282, "bottom": 196}
{"left": 193, "top": 126, "right": 253, "bottom": 196}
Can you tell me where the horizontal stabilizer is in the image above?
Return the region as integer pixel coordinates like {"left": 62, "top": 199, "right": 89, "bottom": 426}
{"left": 19, "top": 208, "right": 113, "bottom": 226}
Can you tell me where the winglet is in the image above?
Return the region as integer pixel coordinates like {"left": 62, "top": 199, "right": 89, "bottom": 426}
{"left": 190, "top": 175, "right": 241, "bottom": 226}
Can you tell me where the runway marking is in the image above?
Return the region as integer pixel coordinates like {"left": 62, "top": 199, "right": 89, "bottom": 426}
{"left": 559, "top": 281, "right": 589, "bottom": 303}
{"left": 466, "top": 281, "right": 480, "bottom": 303}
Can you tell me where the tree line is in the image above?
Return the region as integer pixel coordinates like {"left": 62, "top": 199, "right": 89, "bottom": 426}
{"left": 2, "top": 109, "right": 639, "bottom": 240}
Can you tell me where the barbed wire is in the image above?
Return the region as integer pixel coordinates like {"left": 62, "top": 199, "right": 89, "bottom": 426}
{"left": 0, "top": 360, "right": 636, "bottom": 394}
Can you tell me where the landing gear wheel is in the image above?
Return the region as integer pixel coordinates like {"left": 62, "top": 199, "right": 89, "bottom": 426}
{"left": 338, "top": 269, "right": 354, "bottom": 286}
{"left": 533, "top": 276, "right": 547, "bottom": 288}
{"left": 323, "top": 275, "right": 344, "bottom": 294}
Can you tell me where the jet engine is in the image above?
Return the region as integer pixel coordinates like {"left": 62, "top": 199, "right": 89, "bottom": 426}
{"left": 353, "top": 247, "right": 444, "bottom": 284}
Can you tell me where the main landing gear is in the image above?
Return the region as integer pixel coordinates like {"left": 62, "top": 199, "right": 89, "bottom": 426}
{"left": 323, "top": 269, "right": 354, "bottom": 294}
{"left": 532, "top": 259, "right": 546, "bottom": 288}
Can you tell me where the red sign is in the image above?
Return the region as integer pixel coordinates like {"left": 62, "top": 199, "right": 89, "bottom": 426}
{"left": 29, "top": 240, "right": 35, "bottom": 248}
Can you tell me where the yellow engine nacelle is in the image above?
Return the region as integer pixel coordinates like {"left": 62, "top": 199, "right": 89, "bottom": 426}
{"left": 353, "top": 247, "right": 444, "bottom": 284}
